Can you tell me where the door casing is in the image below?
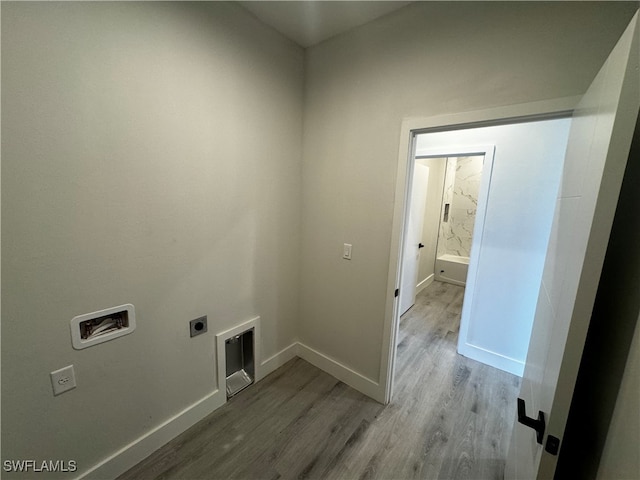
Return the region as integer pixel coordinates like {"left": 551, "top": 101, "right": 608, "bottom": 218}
{"left": 381, "top": 97, "right": 580, "bottom": 404}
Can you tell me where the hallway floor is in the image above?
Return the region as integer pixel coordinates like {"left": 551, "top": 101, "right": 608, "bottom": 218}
{"left": 119, "top": 281, "right": 520, "bottom": 479}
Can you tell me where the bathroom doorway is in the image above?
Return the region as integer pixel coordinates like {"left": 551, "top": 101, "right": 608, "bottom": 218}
{"left": 399, "top": 144, "right": 495, "bottom": 335}
{"left": 400, "top": 154, "right": 487, "bottom": 315}
{"left": 385, "top": 115, "right": 573, "bottom": 399}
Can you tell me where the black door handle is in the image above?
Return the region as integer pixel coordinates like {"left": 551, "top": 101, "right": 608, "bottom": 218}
{"left": 517, "top": 398, "right": 545, "bottom": 444}
{"left": 418, "top": 243, "right": 425, "bottom": 249}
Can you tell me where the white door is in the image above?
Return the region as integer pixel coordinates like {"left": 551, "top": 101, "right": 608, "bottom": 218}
{"left": 399, "top": 163, "right": 429, "bottom": 315}
{"left": 506, "top": 12, "right": 639, "bottom": 479}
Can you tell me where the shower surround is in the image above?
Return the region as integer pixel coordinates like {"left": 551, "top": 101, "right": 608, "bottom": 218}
{"left": 437, "top": 156, "right": 484, "bottom": 258}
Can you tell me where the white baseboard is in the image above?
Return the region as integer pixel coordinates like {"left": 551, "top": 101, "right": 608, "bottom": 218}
{"left": 457, "top": 342, "right": 524, "bottom": 377}
{"left": 77, "top": 389, "right": 225, "bottom": 480}
{"left": 297, "top": 342, "right": 384, "bottom": 403}
{"left": 416, "top": 274, "right": 435, "bottom": 294}
{"left": 434, "top": 273, "right": 466, "bottom": 287}
{"left": 259, "top": 342, "right": 298, "bottom": 379}
{"left": 77, "top": 340, "right": 380, "bottom": 479}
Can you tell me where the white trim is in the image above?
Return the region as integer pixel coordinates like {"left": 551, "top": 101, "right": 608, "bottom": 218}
{"left": 77, "top": 333, "right": 299, "bottom": 480}
{"left": 76, "top": 338, "right": 386, "bottom": 479}
{"left": 260, "top": 342, "right": 298, "bottom": 377}
{"left": 435, "top": 277, "right": 466, "bottom": 287}
{"left": 398, "top": 96, "right": 580, "bottom": 135}
{"left": 415, "top": 144, "right": 495, "bottom": 158}
{"left": 458, "top": 342, "right": 525, "bottom": 377}
{"left": 380, "top": 96, "right": 581, "bottom": 404}
{"left": 416, "top": 273, "right": 434, "bottom": 294}
{"left": 77, "top": 389, "right": 225, "bottom": 480}
{"left": 453, "top": 147, "right": 495, "bottom": 371}
{"left": 413, "top": 144, "right": 498, "bottom": 378}
{"left": 297, "top": 342, "right": 384, "bottom": 403}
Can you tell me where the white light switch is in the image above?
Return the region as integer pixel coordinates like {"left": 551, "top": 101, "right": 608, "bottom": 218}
{"left": 50, "top": 365, "right": 76, "bottom": 396}
{"left": 343, "top": 243, "right": 352, "bottom": 260}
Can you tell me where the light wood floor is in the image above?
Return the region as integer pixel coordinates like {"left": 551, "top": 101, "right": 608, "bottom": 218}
{"left": 119, "top": 281, "right": 520, "bottom": 480}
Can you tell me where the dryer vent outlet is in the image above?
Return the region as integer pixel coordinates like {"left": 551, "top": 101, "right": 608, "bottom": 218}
{"left": 190, "top": 316, "right": 208, "bottom": 337}
{"left": 225, "top": 328, "right": 254, "bottom": 398}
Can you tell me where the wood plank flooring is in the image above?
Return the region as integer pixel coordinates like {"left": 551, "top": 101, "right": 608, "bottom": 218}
{"left": 119, "top": 281, "right": 520, "bottom": 480}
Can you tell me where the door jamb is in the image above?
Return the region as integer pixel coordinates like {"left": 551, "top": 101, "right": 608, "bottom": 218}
{"left": 414, "top": 145, "right": 496, "bottom": 370}
{"left": 380, "top": 97, "right": 580, "bottom": 405}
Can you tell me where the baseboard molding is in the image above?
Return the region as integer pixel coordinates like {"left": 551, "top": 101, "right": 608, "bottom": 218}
{"left": 458, "top": 342, "right": 524, "bottom": 377}
{"left": 78, "top": 340, "right": 380, "bottom": 479}
{"left": 297, "top": 342, "right": 384, "bottom": 403}
{"left": 434, "top": 273, "right": 466, "bottom": 287}
{"left": 416, "top": 274, "right": 435, "bottom": 294}
{"left": 77, "top": 389, "right": 225, "bottom": 480}
{"left": 259, "top": 342, "right": 298, "bottom": 379}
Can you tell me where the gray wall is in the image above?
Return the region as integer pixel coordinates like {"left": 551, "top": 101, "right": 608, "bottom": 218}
{"left": 300, "top": 1, "right": 638, "bottom": 382}
{"left": 2, "top": 2, "right": 303, "bottom": 477}
{"left": 3, "top": 1, "right": 639, "bottom": 478}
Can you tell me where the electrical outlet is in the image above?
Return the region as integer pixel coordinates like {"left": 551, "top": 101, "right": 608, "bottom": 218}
{"left": 50, "top": 365, "right": 76, "bottom": 396}
{"left": 190, "top": 316, "right": 208, "bottom": 337}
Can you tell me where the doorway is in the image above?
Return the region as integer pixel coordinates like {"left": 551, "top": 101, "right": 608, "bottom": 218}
{"left": 381, "top": 103, "right": 576, "bottom": 404}
{"left": 400, "top": 151, "right": 490, "bottom": 317}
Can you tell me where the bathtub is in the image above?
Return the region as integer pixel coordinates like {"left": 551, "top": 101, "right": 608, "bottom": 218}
{"left": 435, "top": 254, "right": 469, "bottom": 286}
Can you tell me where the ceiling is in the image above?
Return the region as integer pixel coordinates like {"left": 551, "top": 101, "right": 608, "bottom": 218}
{"left": 238, "top": 1, "right": 413, "bottom": 48}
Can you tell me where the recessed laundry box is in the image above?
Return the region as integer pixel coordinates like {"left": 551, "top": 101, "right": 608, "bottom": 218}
{"left": 224, "top": 329, "right": 255, "bottom": 398}
{"left": 70, "top": 304, "right": 136, "bottom": 349}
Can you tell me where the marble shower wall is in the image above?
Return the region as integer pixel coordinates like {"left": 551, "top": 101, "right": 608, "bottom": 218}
{"left": 437, "top": 156, "right": 484, "bottom": 257}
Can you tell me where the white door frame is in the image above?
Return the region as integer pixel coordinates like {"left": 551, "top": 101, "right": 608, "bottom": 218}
{"left": 380, "top": 96, "right": 580, "bottom": 404}
{"left": 414, "top": 145, "right": 496, "bottom": 367}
